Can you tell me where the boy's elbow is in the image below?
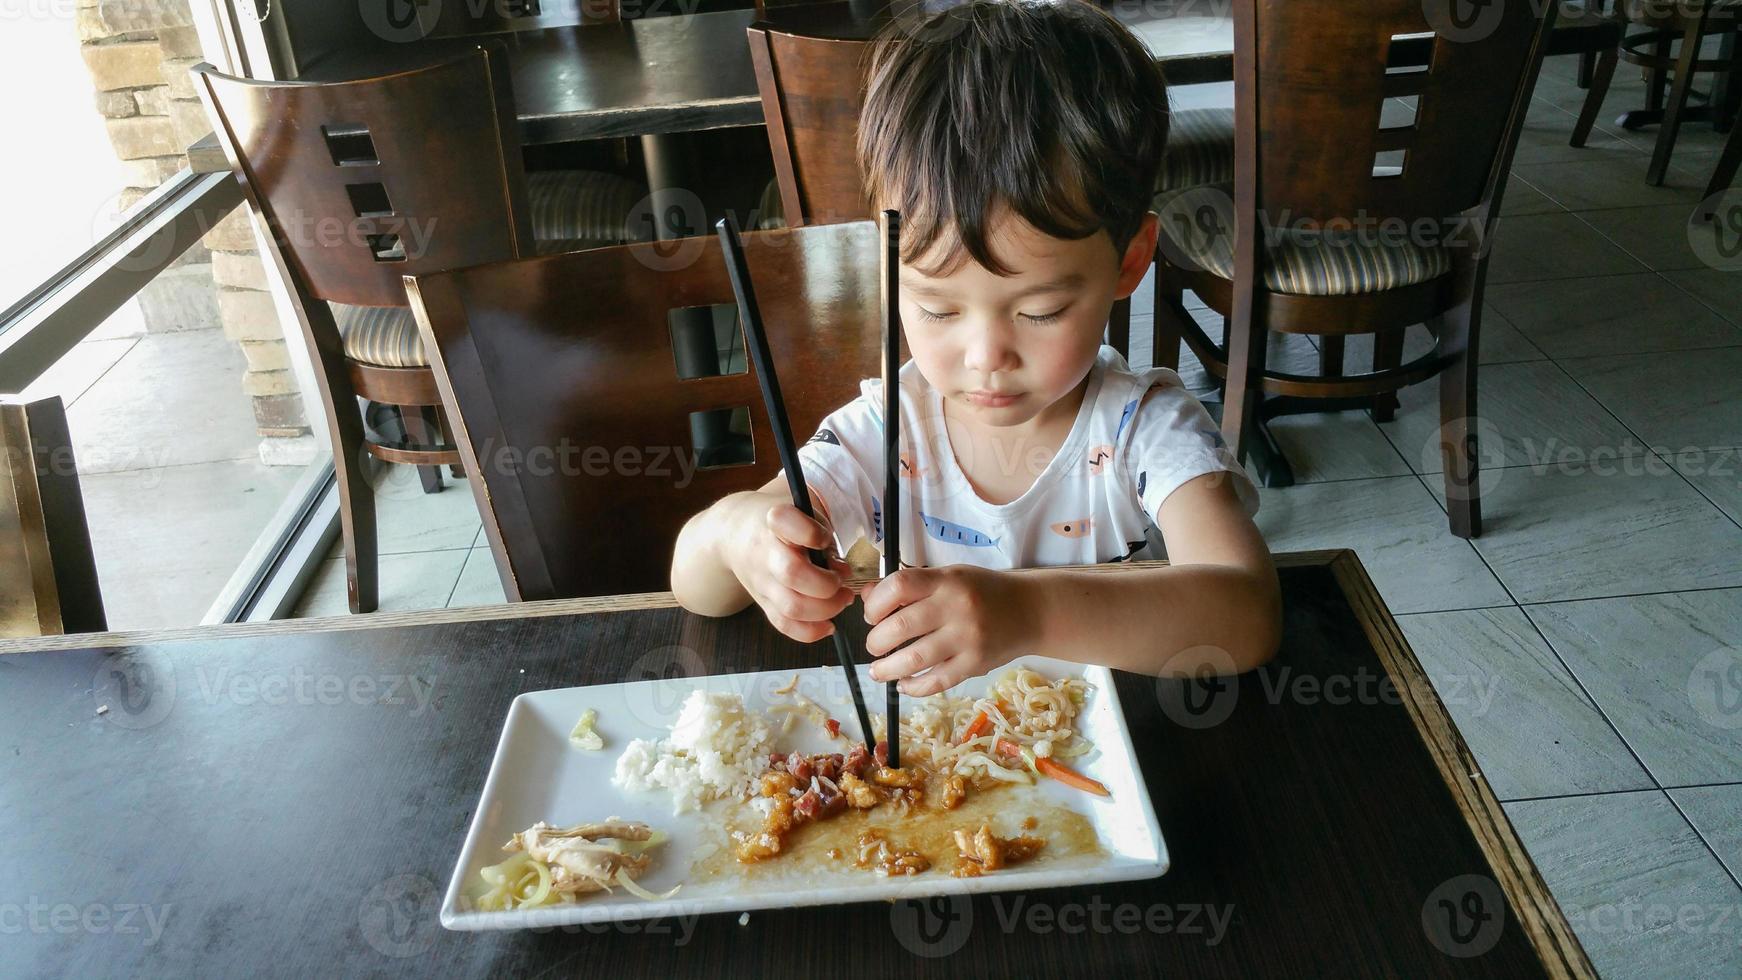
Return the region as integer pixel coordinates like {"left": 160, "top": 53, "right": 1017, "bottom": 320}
{"left": 1232, "top": 566, "right": 1283, "bottom": 673}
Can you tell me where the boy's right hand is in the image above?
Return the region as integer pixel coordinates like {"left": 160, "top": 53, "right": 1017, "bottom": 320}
{"left": 727, "top": 501, "right": 855, "bottom": 643}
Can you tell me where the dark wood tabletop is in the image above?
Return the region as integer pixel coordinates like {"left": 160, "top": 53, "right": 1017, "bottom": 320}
{"left": 295, "top": 2, "right": 1236, "bottom": 144}
{"left": 0, "top": 550, "right": 1591, "bottom": 978}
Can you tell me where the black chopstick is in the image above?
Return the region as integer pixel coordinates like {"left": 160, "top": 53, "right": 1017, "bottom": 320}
{"left": 715, "top": 214, "right": 878, "bottom": 757}
{"left": 880, "top": 209, "right": 901, "bottom": 770}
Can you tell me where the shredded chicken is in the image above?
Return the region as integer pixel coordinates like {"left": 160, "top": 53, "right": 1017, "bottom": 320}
{"left": 504, "top": 819, "right": 654, "bottom": 895}
{"left": 951, "top": 824, "right": 1045, "bottom": 877}
{"left": 840, "top": 772, "right": 883, "bottom": 809}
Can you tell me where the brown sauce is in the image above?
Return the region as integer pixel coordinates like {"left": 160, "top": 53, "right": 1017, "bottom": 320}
{"left": 690, "top": 781, "right": 1103, "bottom": 882}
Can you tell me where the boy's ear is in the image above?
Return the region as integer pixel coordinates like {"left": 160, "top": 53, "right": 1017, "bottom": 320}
{"left": 1114, "top": 211, "right": 1160, "bottom": 300}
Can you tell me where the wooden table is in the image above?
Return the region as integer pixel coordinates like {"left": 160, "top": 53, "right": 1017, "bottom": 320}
{"left": 296, "top": 2, "right": 1236, "bottom": 145}
{"left": 0, "top": 551, "right": 1591, "bottom": 978}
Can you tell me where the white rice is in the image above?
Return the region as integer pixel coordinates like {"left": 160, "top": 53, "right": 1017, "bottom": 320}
{"left": 613, "top": 690, "right": 774, "bottom": 814}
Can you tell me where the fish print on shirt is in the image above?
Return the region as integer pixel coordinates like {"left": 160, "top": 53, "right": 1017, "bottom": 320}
{"left": 899, "top": 453, "right": 922, "bottom": 479}
{"left": 871, "top": 496, "right": 882, "bottom": 543}
{"left": 1137, "top": 471, "right": 1148, "bottom": 497}
{"left": 1114, "top": 398, "right": 1139, "bottom": 442}
{"left": 921, "top": 513, "right": 999, "bottom": 549}
{"left": 809, "top": 428, "right": 842, "bottom": 446}
{"left": 1087, "top": 444, "right": 1114, "bottom": 475}
{"left": 1050, "top": 518, "right": 1092, "bottom": 538}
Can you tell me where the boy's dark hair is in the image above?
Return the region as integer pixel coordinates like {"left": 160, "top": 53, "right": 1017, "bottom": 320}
{"left": 857, "top": 0, "right": 1169, "bottom": 276}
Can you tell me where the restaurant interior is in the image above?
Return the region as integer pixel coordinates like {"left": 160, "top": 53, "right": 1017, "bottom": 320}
{"left": 2, "top": 0, "right": 1740, "bottom": 975}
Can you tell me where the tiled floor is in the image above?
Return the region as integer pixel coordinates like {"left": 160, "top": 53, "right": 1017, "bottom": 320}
{"left": 285, "top": 56, "right": 1742, "bottom": 976}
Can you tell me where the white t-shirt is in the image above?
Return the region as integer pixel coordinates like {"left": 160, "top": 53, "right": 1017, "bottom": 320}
{"left": 796, "top": 346, "right": 1258, "bottom": 568}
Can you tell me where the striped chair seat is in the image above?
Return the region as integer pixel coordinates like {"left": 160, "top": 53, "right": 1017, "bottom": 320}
{"left": 1156, "top": 107, "right": 1235, "bottom": 194}
{"left": 333, "top": 169, "right": 648, "bottom": 368}
{"left": 1153, "top": 181, "right": 1453, "bottom": 296}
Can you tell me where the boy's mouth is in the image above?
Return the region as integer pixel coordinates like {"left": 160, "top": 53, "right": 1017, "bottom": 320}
{"left": 964, "top": 390, "right": 1022, "bottom": 408}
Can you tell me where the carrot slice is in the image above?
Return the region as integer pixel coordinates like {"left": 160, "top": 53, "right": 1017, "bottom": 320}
{"left": 1035, "top": 756, "right": 1110, "bottom": 797}
{"left": 957, "top": 711, "right": 992, "bottom": 745}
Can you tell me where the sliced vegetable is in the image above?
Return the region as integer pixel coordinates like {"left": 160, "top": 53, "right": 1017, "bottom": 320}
{"left": 957, "top": 710, "right": 992, "bottom": 745}
{"left": 613, "top": 866, "right": 682, "bottom": 902}
{"left": 1035, "top": 756, "right": 1110, "bottom": 797}
{"left": 569, "top": 708, "right": 604, "bottom": 751}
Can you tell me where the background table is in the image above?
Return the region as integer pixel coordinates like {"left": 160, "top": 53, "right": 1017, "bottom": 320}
{"left": 0, "top": 551, "right": 1591, "bottom": 977}
{"left": 297, "top": 2, "right": 1237, "bottom": 144}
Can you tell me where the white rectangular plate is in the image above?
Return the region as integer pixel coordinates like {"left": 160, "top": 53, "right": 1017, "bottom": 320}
{"left": 441, "top": 656, "right": 1167, "bottom": 931}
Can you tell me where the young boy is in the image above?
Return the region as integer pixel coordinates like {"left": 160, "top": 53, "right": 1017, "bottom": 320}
{"left": 672, "top": 0, "right": 1279, "bottom": 693}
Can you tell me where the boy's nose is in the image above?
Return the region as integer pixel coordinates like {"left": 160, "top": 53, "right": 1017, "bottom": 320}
{"left": 961, "top": 319, "right": 1019, "bottom": 375}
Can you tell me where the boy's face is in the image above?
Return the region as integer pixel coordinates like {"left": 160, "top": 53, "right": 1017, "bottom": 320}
{"left": 899, "top": 208, "right": 1159, "bottom": 429}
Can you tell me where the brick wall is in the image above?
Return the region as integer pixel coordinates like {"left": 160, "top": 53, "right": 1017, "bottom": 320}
{"left": 79, "top": 0, "right": 316, "bottom": 466}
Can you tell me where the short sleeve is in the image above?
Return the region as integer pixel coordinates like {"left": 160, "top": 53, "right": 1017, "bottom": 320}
{"left": 1118, "top": 378, "right": 1259, "bottom": 522}
{"left": 795, "top": 388, "right": 884, "bottom": 556}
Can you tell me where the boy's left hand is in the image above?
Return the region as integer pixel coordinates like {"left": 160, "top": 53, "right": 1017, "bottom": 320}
{"left": 861, "top": 566, "right": 1035, "bottom": 696}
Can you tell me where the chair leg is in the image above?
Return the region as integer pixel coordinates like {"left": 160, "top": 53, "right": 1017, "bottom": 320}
{"left": 1319, "top": 335, "right": 1344, "bottom": 378}
{"left": 336, "top": 410, "right": 378, "bottom": 615}
{"left": 1572, "top": 44, "right": 1619, "bottom": 147}
{"left": 1108, "top": 296, "right": 1131, "bottom": 360}
{"left": 399, "top": 406, "right": 445, "bottom": 494}
{"left": 1370, "top": 329, "right": 1404, "bottom": 423}
{"left": 1433, "top": 308, "right": 1482, "bottom": 539}
{"left": 1151, "top": 275, "right": 1187, "bottom": 372}
{"left": 436, "top": 406, "right": 465, "bottom": 479}
{"left": 1700, "top": 122, "right": 1742, "bottom": 219}
{"left": 1220, "top": 304, "right": 1267, "bottom": 474}
{"left": 1649, "top": 20, "right": 1709, "bottom": 185}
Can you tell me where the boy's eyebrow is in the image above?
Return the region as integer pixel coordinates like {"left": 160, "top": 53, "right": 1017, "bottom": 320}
{"left": 899, "top": 272, "right": 1087, "bottom": 300}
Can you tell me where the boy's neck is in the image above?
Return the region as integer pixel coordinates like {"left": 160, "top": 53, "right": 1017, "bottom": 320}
{"left": 942, "top": 372, "right": 1093, "bottom": 506}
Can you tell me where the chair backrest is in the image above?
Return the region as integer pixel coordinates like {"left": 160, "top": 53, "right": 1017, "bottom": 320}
{"left": 1239, "top": 0, "right": 1552, "bottom": 228}
{"left": 1, "top": 397, "right": 105, "bottom": 638}
{"left": 748, "top": 24, "right": 875, "bottom": 226}
{"left": 405, "top": 220, "right": 883, "bottom": 600}
{"left": 192, "top": 45, "right": 535, "bottom": 311}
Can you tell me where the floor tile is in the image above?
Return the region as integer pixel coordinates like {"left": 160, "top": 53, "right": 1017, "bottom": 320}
{"left": 82, "top": 459, "right": 307, "bottom": 630}
{"left": 1667, "top": 450, "right": 1742, "bottom": 526}
{"left": 1579, "top": 204, "right": 1726, "bottom": 273}
{"left": 64, "top": 328, "right": 261, "bottom": 474}
{"left": 323, "top": 466, "right": 484, "bottom": 558}
{"left": 1528, "top": 589, "right": 1742, "bottom": 786}
{"left": 1670, "top": 785, "right": 1742, "bottom": 885}
{"left": 291, "top": 549, "right": 472, "bottom": 619}
{"left": 1488, "top": 212, "right": 1648, "bottom": 285}
{"left": 1331, "top": 307, "right": 1546, "bottom": 371}
{"left": 1501, "top": 177, "right": 1567, "bottom": 216}
{"left": 1380, "top": 360, "right": 1642, "bottom": 475}
{"left": 1486, "top": 272, "right": 1742, "bottom": 358}
{"left": 1397, "top": 607, "right": 1652, "bottom": 800}
{"left": 1465, "top": 464, "right": 1742, "bottom": 603}
{"left": 1561, "top": 348, "right": 1742, "bottom": 452}
{"left": 448, "top": 546, "right": 509, "bottom": 609}
{"left": 1253, "top": 475, "right": 1511, "bottom": 614}
{"left": 1505, "top": 791, "right": 1742, "bottom": 979}
{"left": 1260, "top": 410, "right": 1412, "bottom": 483}
{"left": 1512, "top": 154, "right": 1709, "bottom": 212}
{"left": 1662, "top": 268, "right": 1742, "bottom": 326}
{"left": 1509, "top": 103, "right": 1644, "bottom": 168}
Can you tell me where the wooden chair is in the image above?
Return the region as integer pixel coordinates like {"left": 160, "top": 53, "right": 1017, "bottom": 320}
{"left": 404, "top": 220, "right": 882, "bottom": 600}
{"left": 1151, "top": 0, "right": 1555, "bottom": 538}
{"left": 1, "top": 397, "right": 105, "bottom": 638}
{"left": 193, "top": 45, "right": 648, "bottom": 614}
{"left": 746, "top": 17, "right": 1141, "bottom": 357}
{"left": 1578, "top": 0, "right": 1742, "bottom": 183}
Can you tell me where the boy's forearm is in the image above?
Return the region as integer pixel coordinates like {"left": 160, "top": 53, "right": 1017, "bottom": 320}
{"left": 670, "top": 492, "right": 765, "bottom": 616}
{"left": 1025, "top": 562, "right": 1281, "bottom": 675}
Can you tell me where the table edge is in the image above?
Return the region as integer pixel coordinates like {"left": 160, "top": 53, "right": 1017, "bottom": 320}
{"left": 1325, "top": 550, "right": 1595, "bottom": 979}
